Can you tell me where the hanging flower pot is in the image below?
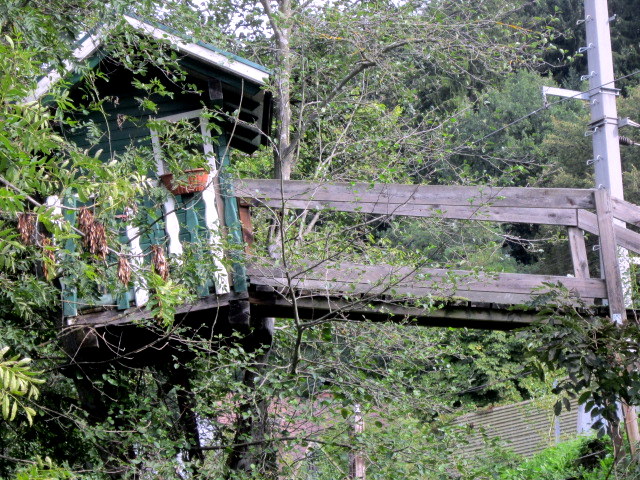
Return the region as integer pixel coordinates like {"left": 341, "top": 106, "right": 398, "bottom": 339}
{"left": 159, "top": 168, "right": 209, "bottom": 195}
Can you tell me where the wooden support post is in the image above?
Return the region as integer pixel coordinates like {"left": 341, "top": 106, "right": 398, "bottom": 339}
{"left": 568, "top": 226, "right": 593, "bottom": 304}
{"left": 595, "top": 189, "right": 640, "bottom": 455}
{"left": 238, "top": 201, "right": 254, "bottom": 253}
{"left": 568, "top": 227, "right": 591, "bottom": 279}
{"left": 594, "top": 189, "right": 626, "bottom": 323}
{"left": 349, "top": 404, "right": 366, "bottom": 479}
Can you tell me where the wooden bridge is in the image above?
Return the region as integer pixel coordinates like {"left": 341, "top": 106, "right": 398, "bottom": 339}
{"left": 67, "top": 179, "right": 640, "bottom": 337}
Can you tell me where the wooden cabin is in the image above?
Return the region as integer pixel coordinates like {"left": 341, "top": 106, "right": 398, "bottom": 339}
{"left": 31, "top": 15, "right": 272, "bottom": 361}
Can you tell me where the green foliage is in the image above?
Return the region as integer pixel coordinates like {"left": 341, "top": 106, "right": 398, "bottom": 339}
{"left": 445, "top": 70, "right": 586, "bottom": 187}
{"left": 525, "top": 295, "right": 640, "bottom": 436}
{"left": 0, "top": 347, "right": 43, "bottom": 425}
{"left": 13, "top": 457, "right": 71, "bottom": 480}
{"left": 497, "top": 437, "right": 612, "bottom": 480}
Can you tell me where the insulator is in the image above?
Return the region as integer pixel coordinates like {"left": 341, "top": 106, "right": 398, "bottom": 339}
{"left": 619, "top": 135, "right": 639, "bottom": 146}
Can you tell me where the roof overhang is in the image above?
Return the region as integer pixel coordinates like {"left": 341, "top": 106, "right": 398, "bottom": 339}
{"left": 26, "top": 14, "right": 270, "bottom": 102}
{"left": 123, "top": 15, "right": 269, "bottom": 86}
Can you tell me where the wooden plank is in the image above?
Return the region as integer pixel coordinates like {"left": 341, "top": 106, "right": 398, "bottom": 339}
{"left": 243, "top": 198, "right": 578, "bottom": 226}
{"left": 578, "top": 209, "right": 640, "bottom": 254}
{"left": 72, "top": 291, "right": 246, "bottom": 326}
{"left": 594, "top": 189, "right": 626, "bottom": 323}
{"left": 612, "top": 196, "right": 640, "bottom": 227}
{"left": 126, "top": 224, "right": 149, "bottom": 307}
{"left": 247, "top": 263, "right": 605, "bottom": 307}
{"left": 234, "top": 179, "right": 595, "bottom": 210}
{"left": 163, "top": 196, "right": 183, "bottom": 255}
{"left": 613, "top": 225, "right": 640, "bottom": 255}
{"left": 182, "top": 196, "right": 210, "bottom": 298}
{"left": 248, "top": 288, "right": 549, "bottom": 330}
{"left": 249, "top": 276, "right": 549, "bottom": 305}
{"left": 247, "top": 262, "right": 607, "bottom": 299}
{"left": 202, "top": 186, "right": 230, "bottom": 295}
{"left": 201, "top": 118, "right": 230, "bottom": 294}
{"left": 567, "top": 226, "right": 593, "bottom": 305}
{"left": 238, "top": 203, "right": 254, "bottom": 252}
{"left": 577, "top": 209, "right": 599, "bottom": 236}
{"left": 567, "top": 227, "right": 590, "bottom": 278}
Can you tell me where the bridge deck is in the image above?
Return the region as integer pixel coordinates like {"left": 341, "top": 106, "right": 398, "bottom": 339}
{"left": 70, "top": 258, "right": 609, "bottom": 331}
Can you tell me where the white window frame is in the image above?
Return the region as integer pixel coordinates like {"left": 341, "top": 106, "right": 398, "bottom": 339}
{"left": 149, "top": 109, "right": 230, "bottom": 295}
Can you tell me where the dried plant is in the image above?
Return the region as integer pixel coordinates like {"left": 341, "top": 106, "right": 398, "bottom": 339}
{"left": 77, "top": 207, "right": 108, "bottom": 260}
{"left": 117, "top": 255, "right": 132, "bottom": 286}
{"left": 77, "top": 207, "right": 93, "bottom": 238}
{"left": 17, "top": 212, "right": 36, "bottom": 246}
{"left": 41, "top": 237, "right": 56, "bottom": 280}
{"left": 151, "top": 244, "right": 169, "bottom": 281}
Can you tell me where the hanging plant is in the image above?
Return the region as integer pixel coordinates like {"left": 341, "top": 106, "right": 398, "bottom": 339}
{"left": 77, "top": 207, "right": 108, "bottom": 260}
{"left": 151, "top": 244, "right": 169, "bottom": 281}
{"left": 17, "top": 212, "right": 36, "bottom": 246}
{"left": 159, "top": 168, "right": 209, "bottom": 195}
{"left": 117, "top": 254, "right": 132, "bottom": 286}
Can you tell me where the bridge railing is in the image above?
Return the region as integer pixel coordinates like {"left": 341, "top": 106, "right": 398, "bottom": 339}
{"left": 234, "top": 179, "right": 640, "bottom": 320}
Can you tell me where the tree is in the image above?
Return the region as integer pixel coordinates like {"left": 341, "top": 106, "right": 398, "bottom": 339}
{"left": 0, "top": 1, "right": 612, "bottom": 478}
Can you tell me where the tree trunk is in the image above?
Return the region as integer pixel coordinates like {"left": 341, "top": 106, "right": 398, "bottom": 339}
{"left": 226, "top": 315, "right": 275, "bottom": 477}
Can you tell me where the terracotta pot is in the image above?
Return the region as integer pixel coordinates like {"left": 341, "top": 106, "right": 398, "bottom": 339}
{"left": 159, "top": 168, "right": 209, "bottom": 195}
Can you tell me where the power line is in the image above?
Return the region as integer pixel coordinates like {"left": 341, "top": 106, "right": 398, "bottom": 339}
{"left": 469, "top": 69, "right": 640, "bottom": 146}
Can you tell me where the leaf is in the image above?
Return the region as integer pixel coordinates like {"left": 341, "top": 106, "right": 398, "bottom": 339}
{"left": 553, "top": 400, "right": 562, "bottom": 416}
{"left": 9, "top": 399, "right": 17, "bottom": 421}
{"left": 578, "top": 390, "right": 591, "bottom": 404}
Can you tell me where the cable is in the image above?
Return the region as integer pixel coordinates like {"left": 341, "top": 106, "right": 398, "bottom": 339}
{"left": 468, "top": 69, "right": 640, "bottom": 146}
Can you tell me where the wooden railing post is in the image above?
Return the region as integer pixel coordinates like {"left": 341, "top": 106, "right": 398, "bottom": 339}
{"left": 568, "top": 227, "right": 590, "bottom": 279}
{"left": 568, "top": 226, "right": 593, "bottom": 304}
{"left": 595, "top": 188, "right": 640, "bottom": 457}
{"left": 594, "top": 188, "right": 626, "bottom": 323}
{"left": 238, "top": 200, "right": 254, "bottom": 253}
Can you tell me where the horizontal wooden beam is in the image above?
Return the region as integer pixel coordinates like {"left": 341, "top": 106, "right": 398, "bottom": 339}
{"left": 612, "top": 196, "right": 640, "bottom": 227}
{"left": 248, "top": 287, "right": 540, "bottom": 330}
{"left": 71, "top": 292, "right": 245, "bottom": 326}
{"left": 242, "top": 198, "right": 579, "bottom": 226}
{"left": 246, "top": 260, "right": 606, "bottom": 306}
{"left": 578, "top": 209, "right": 640, "bottom": 254}
{"left": 235, "top": 179, "right": 595, "bottom": 210}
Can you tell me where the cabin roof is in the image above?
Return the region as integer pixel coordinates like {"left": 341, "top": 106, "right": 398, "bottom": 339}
{"left": 26, "top": 13, "right": 270, "bottom": 102}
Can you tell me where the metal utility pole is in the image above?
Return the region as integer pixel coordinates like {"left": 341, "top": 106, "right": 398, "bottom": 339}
{"left": 543, "top": 1, "right": 631, "bottom": 321}
{"left": 543, "top": 0, "right": 640, "bottom": 456}
{"left": 583, "top": 0, "right": 623, "bottom": 198}
{"left": 584, "top": 0, "right": 632, "bottom": 326}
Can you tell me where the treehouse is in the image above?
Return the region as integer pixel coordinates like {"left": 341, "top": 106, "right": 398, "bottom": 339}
{"left": 35, "top": 15, "right": 640, "bottom": 366}
{"left": 31, "top": 14, "right": 273, "bottom": 360}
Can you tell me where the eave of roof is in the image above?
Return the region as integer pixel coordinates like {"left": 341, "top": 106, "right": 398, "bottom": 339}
{"left": 123, "top": 14, "right": 270, "bottom": 85}
{"left": 25, "top": 13, "right": 270, "bottom": 102}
